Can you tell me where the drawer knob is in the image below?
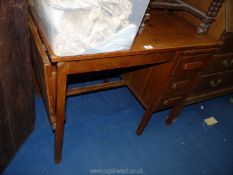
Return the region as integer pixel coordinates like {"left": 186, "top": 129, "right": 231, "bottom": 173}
{"left": 222, "top": 59, "right": 233, "bottom": 68}
{"left": 209, "top": 79, "right": 222, "bottom": 87}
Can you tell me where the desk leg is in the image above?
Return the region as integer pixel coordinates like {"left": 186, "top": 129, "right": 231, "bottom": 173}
{"left": 136, "top": 108, "right": 154, "bottom": 135}
{"left": 55, "top": 63, "right": 67, "bottom": 164}
{"left": 166, "top": 98, "right": 186, "bottom": 125}
{"left": 166, "top": 74, "right": 200, "bottom": 125}
{"left": 136, "top": 61, "right": 174, "bottom": 135}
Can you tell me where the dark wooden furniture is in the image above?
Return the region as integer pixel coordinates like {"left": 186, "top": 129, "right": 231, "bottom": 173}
{"left": 151, "top": 0, "right": 224, "bottom": 34}
{"left": 188, "top": 33, "right": 233, "bottom": 103}
{"left": 194, "top": 4, "right": 233, "bottom": 99}
{"left": 30, "top": 6, "right": 221, "bottom": 164}
{"left": 0, "top": 0, "right": 35, "bottom": 172}
{"left": 122, "top": 11, "right": 223, "bottom": 126}
{"left": 226, "top": 0, "right": 233, "bottom": 32}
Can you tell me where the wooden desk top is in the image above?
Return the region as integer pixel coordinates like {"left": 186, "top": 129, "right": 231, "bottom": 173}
{"left": 132, "top": 10, "right": 221, "bottom": 51}
{"left": 31, "top": 9, "right": 221, "bottom": 63}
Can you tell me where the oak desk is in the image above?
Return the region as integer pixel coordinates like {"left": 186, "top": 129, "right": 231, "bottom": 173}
{"left": 30, "top": 10, "right": 221, "bottom": 163}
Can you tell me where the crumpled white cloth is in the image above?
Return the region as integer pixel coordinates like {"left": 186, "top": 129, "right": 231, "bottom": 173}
{"left": 34, "top": 0, "right": 138, "bottom": 56}
{"left": 45, "top": 0, "right": 134, "bottom": 56}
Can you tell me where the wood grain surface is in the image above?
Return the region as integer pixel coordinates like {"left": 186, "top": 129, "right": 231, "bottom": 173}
{"left": 0, "top": 0, "right": 35, "bottom": 172}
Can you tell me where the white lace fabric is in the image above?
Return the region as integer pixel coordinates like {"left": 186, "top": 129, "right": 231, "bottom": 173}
{"left": 33, "top": 0, "right": 149, "bottom": 56}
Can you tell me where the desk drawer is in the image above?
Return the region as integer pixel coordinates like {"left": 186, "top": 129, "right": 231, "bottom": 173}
{"left": 205, "top": 53, "right": 233, "bottom": 73}
{"left": 166, "top": 75, "right": 196, "bottom": 94}
{"left": 158, "top": 93, "right": 184, "bottom": 109}
{"left": 67, "top": 52, "right": 175, "bottom": 74}
{"left": 183, "top": 48, "right": 219, "bottom": 56}
{"left": 172, "top": 54, "right": 210, "bottom": 76}
{"left": 195, "top": 71, "right": 233, "bottom": 93}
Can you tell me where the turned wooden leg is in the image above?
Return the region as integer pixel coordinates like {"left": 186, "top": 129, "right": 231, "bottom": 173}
{"left": 136, "top": 108, "right": 154, "bottom": 136}
{"left": 197, "top": 0, "right": 224, "bottom": 34}
{"left": 54, "top": 62, "right": 67, "bottom": 164}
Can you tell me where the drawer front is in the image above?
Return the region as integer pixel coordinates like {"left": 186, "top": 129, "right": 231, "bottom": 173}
{"left": 183, "top": 48, "right": 219, "bottom": 56}
{"left": 166, "top": 75, "right": 196, "bottom": 93}
{"left": 205, "top": 53, "right": 233, "bottom": 73}
{"left": 67, "top": 51, "right": 175, "bottom": 74}
{"left": 158, "top": 93, "right": 184, "bottom": 109}
{"left": 173, "top": 54, "right": 211, "bottom": 76}
{"left": 195, "top": 71, "right": 233, "bottom": 93}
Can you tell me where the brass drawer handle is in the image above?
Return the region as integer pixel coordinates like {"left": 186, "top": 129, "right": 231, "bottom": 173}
{"left": 209, "top": 79, "right": 222, "bottom": 87}
{"left": 172, "top": 80, "right": 190, "bottom": 90}
{"left": 222, "top": 59, "right": 233, "bottom": 68}
{"left": 163, "top": 96, "right": 182, "bottom": 105}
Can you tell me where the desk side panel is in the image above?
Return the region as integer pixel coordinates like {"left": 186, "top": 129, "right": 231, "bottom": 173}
{"left": 30, "top": 20, "right": 56, "bottom": 124}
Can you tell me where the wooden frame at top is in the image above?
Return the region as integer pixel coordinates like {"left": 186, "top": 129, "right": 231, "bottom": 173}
{"left": 151, "top": 0, "right": 225, "bottom": 34}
